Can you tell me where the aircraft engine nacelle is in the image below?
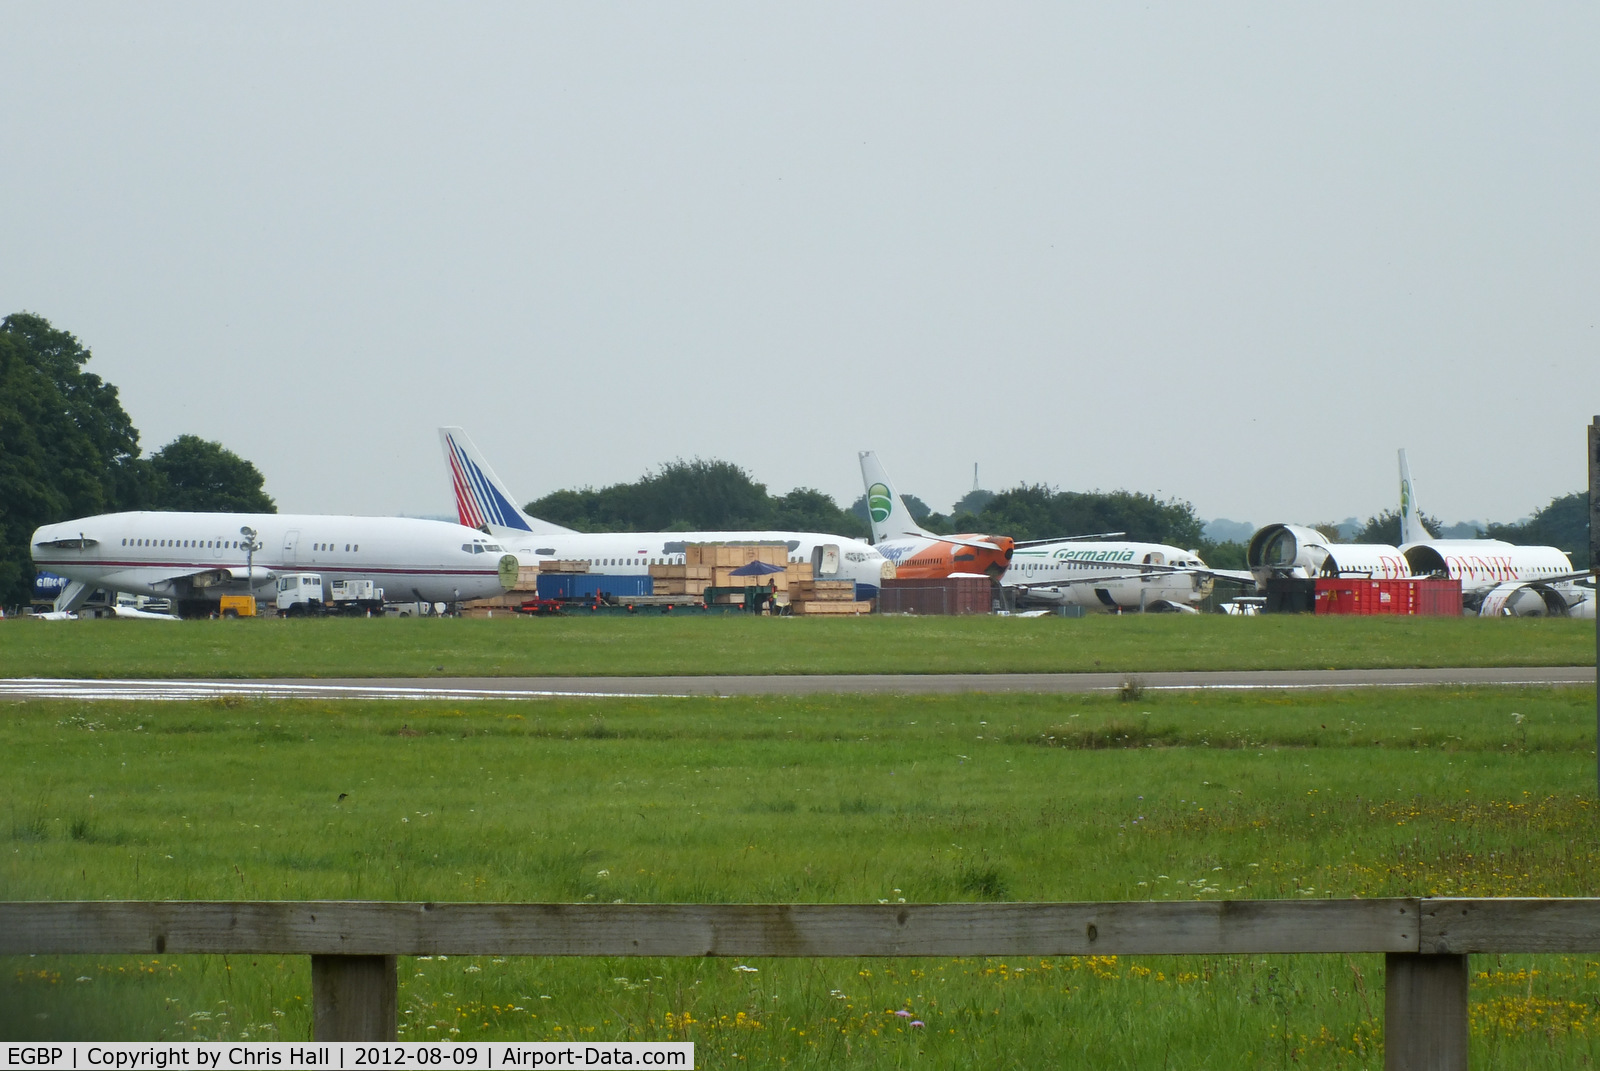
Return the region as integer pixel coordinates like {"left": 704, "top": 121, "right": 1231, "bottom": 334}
{"left": 1247, "top": 524, "right": 1330, "bottom": 586}
{"left": 1478, "top": 582, "right": 1571, "bottom": 618}
{"left": 1248, "top": 524, "right": 1408, "bottom": 587}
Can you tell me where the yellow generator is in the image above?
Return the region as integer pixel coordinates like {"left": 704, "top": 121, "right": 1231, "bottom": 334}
{"left": 219, "top": 595, "right": 256, "bottom": 618}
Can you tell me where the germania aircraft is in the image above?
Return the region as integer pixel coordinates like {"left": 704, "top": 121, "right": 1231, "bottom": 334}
{"left": 1397, "top": 449, "right": 1592, "bottom": 617}
{"left": 1003, "top": 539, "right": 1223, "bottom": 613}
{"left": 857, "top": 452, "right": 1014, "bottom": 579}
{"left": 441, "top": 428, "right": 896, "bottom": 597}
{"left": 31, "top": 512, "right": 515, "bottom": 618}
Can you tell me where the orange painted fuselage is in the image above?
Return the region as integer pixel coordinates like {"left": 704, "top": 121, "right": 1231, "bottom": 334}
{"left": 878, "top": 533, "right": 1016, "bottom": 579}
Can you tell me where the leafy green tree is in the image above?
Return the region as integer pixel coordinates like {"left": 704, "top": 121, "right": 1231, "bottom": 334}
{"left": 1197, "top": 539, "right": 1248, "bottom": 570}
{"left": 1355, "top": 508, "right": 1444, "bottom": 545}
{"left": 526, "top": 459, "right": 865, "bottom": 536}
{"left": 952, "top": 488, "right": 995, "bottom": 516}
{"left": 631, "top": 458, "right": 771, "bottom": 530}
{"left": 972, "top": 485, "right": 1205, "bottom": 547}
{"left": 0, "top": 313, "right": 148, "bottom": 607}
{"left": 770, "top": 488, "right": 868, "bottom": 539}
{"left": 1488, "top": 492, "right": 1589, "bottom": 569}
{"left": 148, "top": 435, "right": 276, "bottom": 513}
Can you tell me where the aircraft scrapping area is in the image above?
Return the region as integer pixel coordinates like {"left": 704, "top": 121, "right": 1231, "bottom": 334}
{"left": 440, "top": 428, "right": 895, "bottom": 598}
{"left": 1247, "top": 450, "right": 1592, "bottom": 618}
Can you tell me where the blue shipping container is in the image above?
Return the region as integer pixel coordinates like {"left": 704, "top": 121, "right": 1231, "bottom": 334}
{"left": 536, "top": 574, "right": 654, "bottom": 600}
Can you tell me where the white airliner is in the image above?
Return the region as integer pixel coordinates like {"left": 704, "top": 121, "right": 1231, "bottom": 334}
{"left": 441, "top": 428, "right": 895, "bottom": 597}
{"left": 30, "top": 512, "right": 515, "bottom": 618}
{"left": 1004, "top": 539, "right": 1223, "bottom": 613}
{"left": 1397, "top": 449, "right": 1592, "bottom": 617}
{"left": 859, "top": 451, "right": 1244, "bottom": 612}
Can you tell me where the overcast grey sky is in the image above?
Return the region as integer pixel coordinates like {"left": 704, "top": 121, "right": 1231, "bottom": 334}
{"left": 4, "top": 4, "right": 1596, "bottom": 528}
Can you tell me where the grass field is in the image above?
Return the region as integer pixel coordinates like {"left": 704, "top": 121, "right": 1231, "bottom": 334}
{"left": 0, "top": 613, "right": 1593, "bottom": 679}
{"left": 5, "top": 685, "right": 1600, "bottom": 1066}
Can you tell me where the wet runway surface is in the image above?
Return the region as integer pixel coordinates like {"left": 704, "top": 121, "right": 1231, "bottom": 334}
{"left": 0, "top": 665, "right": 1591, "bottom": 701}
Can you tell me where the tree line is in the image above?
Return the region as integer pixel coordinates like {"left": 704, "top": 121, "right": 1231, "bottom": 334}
{"left": 0, "top": 313, "right": 273, "bottom": 607}
{"left": 524, "top": 463, "right": 1227, "bottom": 561}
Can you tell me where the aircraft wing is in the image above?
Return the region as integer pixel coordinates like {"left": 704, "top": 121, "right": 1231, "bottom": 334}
{"left": 1005, "top": 563, "right": 1256, "bottom": 589}
{"left": 887, "top": 532, "right": 1003, "bottom": 552}
{"left": 1005, "top": 571, "right": 1163, "bottom": 590}
{"left": 1013, "top": 532, "right": 1126, "bottom": 548}
{"left": 92, "top": 564, "right": 275, "bottom": 593}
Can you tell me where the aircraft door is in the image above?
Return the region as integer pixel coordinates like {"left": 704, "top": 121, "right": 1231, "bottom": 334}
{"left": 283, "top": 529, "right": 300, "bottom": 563}
{"left": 212, "top": 536, "right": 225, "bottom": 559}
{"left": 812, "top": 544, "right": 840, "bottom": 577}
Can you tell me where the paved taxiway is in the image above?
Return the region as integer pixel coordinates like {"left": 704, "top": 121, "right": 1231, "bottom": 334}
{"left": 0, "top": 666, "right": 1591, "bottom": 701}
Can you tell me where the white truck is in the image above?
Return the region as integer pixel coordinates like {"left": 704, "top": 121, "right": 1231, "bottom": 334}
{"left": 275, "top": 574, "right": 385, "bottom": 616}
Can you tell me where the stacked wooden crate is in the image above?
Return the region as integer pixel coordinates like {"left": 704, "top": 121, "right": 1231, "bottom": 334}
{"left": 648, "top": 562, "right": 712, "bottom": 596}
{"left": 539, "top": 560, "right": 590, "bottom": 573}
{"left": 679, "top": 542, "right": 791, "bottom": 606}
{"left": 788, "top": 577, "right": 871, "bottom": 615}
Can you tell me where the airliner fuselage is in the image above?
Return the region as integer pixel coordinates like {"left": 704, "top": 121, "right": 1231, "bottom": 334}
{"left": 32, "top": 511, "right": 512, "bottom": 614}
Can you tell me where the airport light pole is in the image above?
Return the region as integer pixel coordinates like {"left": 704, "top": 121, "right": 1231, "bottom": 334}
{"left": 240, "top": 526, "right": 261, "bottom": 595}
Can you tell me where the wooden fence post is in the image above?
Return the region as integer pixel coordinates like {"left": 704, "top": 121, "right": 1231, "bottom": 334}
{"left": 1384, "top": 953, "right": 1468, "bottom": 1071}
{"left": 1589, "top": 416, "right": 1599, "bottom": 798}
{"left": 312, "top": 954, "right": 397, "bottom": 1042}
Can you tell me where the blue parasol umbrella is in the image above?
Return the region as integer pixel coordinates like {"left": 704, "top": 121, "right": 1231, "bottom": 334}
{"left": 728, "top": 560, "right": 785, "bottom": 576}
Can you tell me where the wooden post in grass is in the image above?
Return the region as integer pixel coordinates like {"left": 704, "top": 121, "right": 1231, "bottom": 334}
{"left": 312, "top": 955, "right": 397, "bottom": 1042}
{"left": 1591, "top": 416, "right": 1600, "bottom": 798}
{"left": 1383, "top": 953, "right": 1468, "bottom": 1071}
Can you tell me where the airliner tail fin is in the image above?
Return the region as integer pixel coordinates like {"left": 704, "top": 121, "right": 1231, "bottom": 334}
{"left": 859, "top": 451, "right": 935, "bottom": 543}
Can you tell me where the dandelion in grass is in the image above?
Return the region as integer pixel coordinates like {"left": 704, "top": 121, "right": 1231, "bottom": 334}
{"left": 733, "top": 965, "right": 758, "bottom": 973}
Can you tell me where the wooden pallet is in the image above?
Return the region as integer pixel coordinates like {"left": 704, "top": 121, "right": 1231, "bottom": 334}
{"left": 789, "top": 600, "right": 872, "bottom": 615}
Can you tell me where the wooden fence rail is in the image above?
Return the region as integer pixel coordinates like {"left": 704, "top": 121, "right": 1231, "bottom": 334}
{"left": 7, "top": 898, "right": 1600, "bottom": 1069}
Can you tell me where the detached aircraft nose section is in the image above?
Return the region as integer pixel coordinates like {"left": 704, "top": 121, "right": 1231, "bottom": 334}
{"left": 1247, "top": 524, "right": 1327, "bottom": 585}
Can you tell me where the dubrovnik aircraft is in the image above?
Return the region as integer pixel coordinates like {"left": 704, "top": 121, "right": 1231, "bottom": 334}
{"left": 1397, "top": 449, "right": 1592, "bottom": 617}
{"left": 1246, "top": 524, "right": 1412, "bottom": 588}
{"left": 31, "top": 512, "right": 515, "bottom": 618}
{"left": 857, "top": 452, "right": 1014, "bottom": 579}
{"left": 441, "top": 428, "right": 895, "bottom": 597}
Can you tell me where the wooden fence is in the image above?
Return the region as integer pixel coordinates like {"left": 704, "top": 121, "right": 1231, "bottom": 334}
{"left": 6, "top": 897, "right": 1600, "bottom": 1069}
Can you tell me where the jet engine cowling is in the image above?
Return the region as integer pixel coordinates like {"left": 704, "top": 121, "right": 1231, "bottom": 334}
{"left": 1247, "top": 524, "right": 1409, "bottom": 587}
{"left": 1477, "top": 581, "right": 1576, "bottom": 617}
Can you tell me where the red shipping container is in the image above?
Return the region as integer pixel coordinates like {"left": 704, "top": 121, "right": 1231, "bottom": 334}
{"left": 1314, "top": 578, "right": 1461, "bottom": 616}
{"left": 878, "top": 576, "right": 992, "bottom": 615}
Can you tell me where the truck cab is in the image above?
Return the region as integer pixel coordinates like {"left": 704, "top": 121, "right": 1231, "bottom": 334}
{"left": 276, "top": 573, "right": 325, "bottom": 615}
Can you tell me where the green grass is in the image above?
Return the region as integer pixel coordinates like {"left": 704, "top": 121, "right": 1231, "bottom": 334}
{"left": 5, "top": 686, "right": 1600, "bottom": 1066}
{"left": 0, "top": 613, "right": 1593, "bottom": 678}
